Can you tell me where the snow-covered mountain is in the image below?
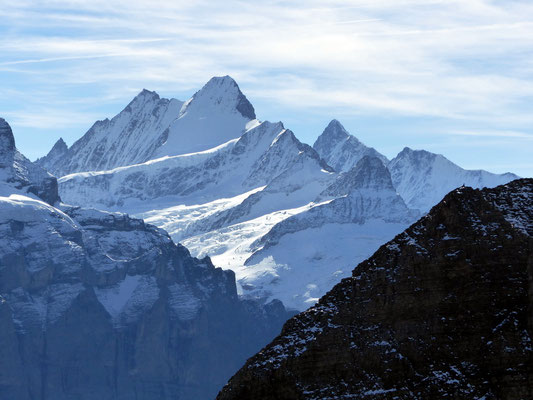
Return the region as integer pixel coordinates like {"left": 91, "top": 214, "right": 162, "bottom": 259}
{"left": 154, "top": 75, "right": 257, "bottom": 158}
{"left": 237, "top": 156, "right": 418, "bottom": 310}
{"left": 58, "top": 121, "right": 330, "bottom": 211}
{"left": 56, "top": 117, "right": 345, "bottom": 311}
{"left": 35, "top": 137, "right": 67, "bottom": 170}
{"left": 313, "top": 119, "right": 388, "bottom": 172}
{"left": 389, "top": 147, "right": 519, "bottom": 212}
{"left": 37, "top": 89, "right": 183, "bottom": 176}
{"left": 37, "top": 76, "right": 257, "bottom": 177}
{"left": 312, "top": 120, "right": 518, "bottom": 213}
{"left": 0, "top": 118, "right": 291, "bottom": 400}
{"left": 39, "top": 76, "right": 519, "bottom": 312}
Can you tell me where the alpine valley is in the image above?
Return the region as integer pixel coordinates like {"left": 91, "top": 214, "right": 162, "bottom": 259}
{"left": 38, "top": 76, "right": 518, "bottom": 312}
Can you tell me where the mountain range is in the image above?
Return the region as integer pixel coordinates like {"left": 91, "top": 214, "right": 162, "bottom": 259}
{"left": 1, "top": 75, "right": 527, "bottom": 399}
{"left": 0, "top": 118, "right": 291, "bottom": 400}
{"left": 37, "top": 76, "right": 518, "bottom": 311}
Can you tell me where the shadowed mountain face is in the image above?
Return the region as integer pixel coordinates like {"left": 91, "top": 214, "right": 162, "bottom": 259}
{"left": 217, "top": 179, "right": 533, "bottom": 400}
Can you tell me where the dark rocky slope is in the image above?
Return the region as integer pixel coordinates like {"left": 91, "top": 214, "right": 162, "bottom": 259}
{"left": 217, "top": 179, "right": 533, "bottom": 400}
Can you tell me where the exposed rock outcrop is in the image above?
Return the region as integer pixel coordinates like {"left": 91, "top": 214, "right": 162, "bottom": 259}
{"left": 217, "top": 179, "right": 533, "bottom": 400}
{"left": 0, "top": 118, "right": 59, "bottom": 205}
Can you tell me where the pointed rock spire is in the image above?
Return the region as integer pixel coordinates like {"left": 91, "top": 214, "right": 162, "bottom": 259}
{"left": 185, "top": 75, "right": 256, "bottom": 120}
{"left": 123, "top": 89, "right": 161, "bottom": 114}
{"left": 50, "top": 137, "right": 68, "bottom": 154}
{"left": 320, "top": 119, "right": 352, "bottom": 142}
{"left": 313, "top": 119, "right": 388, "bottom": 173}
{"left": 0, "top": 118, "right": 15, "bottom": 154}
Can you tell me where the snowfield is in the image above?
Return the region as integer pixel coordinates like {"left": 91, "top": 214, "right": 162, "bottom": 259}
{"left": 44, "top": 77, "right": 518, "bottom": 312}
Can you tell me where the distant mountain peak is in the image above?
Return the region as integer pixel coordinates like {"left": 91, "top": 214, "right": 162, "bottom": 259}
{"left": 51, "top": 137, "right": 68, "bottom": 153}
{"left": 398, "top": 146, "right": 435, "bottom": 158}
{"left": 321, "top": 119, "right": 353, "bottom": 142}
{"left": 314, "top": 120, "right": 388, "bottom": 173}
{"left": 123, "top": 88, "right": 162, "bottom": 113}
{"left": 389, "top": 146, "right": 519, "bottom": 212}
{"left": 36, "top": 137, "right": 69, "bottom": 172}
{"left": 350, "top": 155, "right": 394, "bottom": 189}
{"left": 186, "top": 75, "right": 256, "bottom": 120}
{"left": 0, "top": 118, "right": 15, "bottom": 155}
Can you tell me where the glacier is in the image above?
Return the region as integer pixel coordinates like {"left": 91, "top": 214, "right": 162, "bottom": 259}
{"left": 37, "top": 76, "right": 518, "bottom": 312}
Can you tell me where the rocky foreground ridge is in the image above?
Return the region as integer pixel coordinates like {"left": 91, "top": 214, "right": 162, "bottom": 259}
{"left": 217, "top": 178, "right": 533, "bottom": 400}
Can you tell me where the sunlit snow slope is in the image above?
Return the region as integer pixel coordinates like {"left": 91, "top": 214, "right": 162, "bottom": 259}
{"left": 48, "top": 76, "right": 518, "bottom": 311}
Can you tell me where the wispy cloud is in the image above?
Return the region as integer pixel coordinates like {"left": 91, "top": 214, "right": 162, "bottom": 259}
{"left": 449, "top": 130, "right": 533, "bottom": 139}
{"left": 1, "top": 0, "right": 532, "bottom": 175}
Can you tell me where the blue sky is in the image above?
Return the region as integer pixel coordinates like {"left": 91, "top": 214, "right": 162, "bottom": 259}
{"left": 1, "top": 0, "right": 532, "bottom": 176}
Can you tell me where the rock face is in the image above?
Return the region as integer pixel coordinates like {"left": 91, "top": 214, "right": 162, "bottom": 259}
{"left": 313, "top": 119, "right": 388, "bottom": 172}
{"left": 217, "top": 178, "right": 533, "bottom": 400}
{"left": 0, "top": 119, "right": 292, "bottom": 400}
{"left": 0, "top": 118, "right": 59, "bottom": 205}
{"left": 388, "top": 147, "right": 519, "bottom": 213}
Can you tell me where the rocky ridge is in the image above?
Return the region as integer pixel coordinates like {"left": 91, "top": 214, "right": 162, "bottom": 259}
{"left": 217, "top": 178, "right": 533, "bottom": 400}
{"left": 37, "top": 90, "right": 183, "bottom": 176}
{"left": 388, "top": 146, "right": 519, "bottom": 212}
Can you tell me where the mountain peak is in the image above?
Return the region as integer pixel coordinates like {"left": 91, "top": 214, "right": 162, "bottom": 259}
{"left": 389, "top": 146, "right": 518, "bottom": 212}
{"left": 398, "top": 146, "right": 432, "bottom": 157}
{"left": 124, "top": 89, "right": 161, "bottom": 113}
{"left": 187, "top": 75, "right": 256, "bottom": 120}
{"left": 0, "top": 118, "right": 16, "bottom": 154}
{"left": 51, "top": 137, "right": 68, "bottom": 153}
{"left": 321, "top": 119, "right": 352, "bottom": 142}
{"left": 351, "top": 155, "right": 393, "bottom": 188}
{"left": 314, "top": 120, "right": 388, "bottom": 173}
